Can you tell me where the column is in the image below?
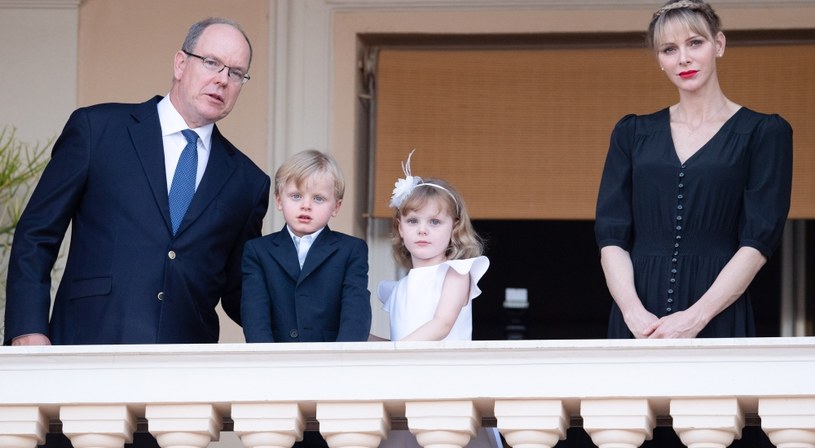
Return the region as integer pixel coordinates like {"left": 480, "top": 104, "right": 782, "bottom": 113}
{"left": 759, "top": 398, "right": 815, "bottom": 448}
{"left": 405, "top": 401, "right": 479, "bottom": 448}
{"left": 494, "top": 399, "right": 567, "bottom": 448}
{"left": 232, "top": 403, "right": 305, "bottom": 448}
{"left": 581, "top": 399, "right": 654, "bottom": 448}
{"left": 670, "top": 398, "right": 743, "bottom": 448}
{"left": 0, "top": 406, "right": 47, "bottom": 448}
{"left": 146, "top": 404, "right": 221, "bottom": 448}
{"left": 60, "top": 405, "right": 135, "bottom": 448}
{"left": 316, "top": 402, "right": 389, "bottom": 448}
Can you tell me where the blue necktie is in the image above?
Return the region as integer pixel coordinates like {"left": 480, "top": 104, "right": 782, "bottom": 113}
{"left": 169, "top": 129, "right": 198, "bottom": 234}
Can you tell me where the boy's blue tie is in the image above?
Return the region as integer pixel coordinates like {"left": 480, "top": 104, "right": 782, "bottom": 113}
{"left": 169, "top": 129, "right": 198, "bottom": 234}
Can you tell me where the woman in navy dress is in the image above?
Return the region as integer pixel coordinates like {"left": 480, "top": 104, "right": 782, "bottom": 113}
{"left": 595, "top": 0, "right": 793, "bottom": 339}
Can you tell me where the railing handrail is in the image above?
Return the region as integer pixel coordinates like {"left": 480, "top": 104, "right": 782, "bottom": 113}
{"left": 2, "top": 337, "right": 814, "bottom": 418}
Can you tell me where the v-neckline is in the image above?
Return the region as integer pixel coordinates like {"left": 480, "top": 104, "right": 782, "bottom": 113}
{"left": 668, "top": 106, "right": 743, "bottom": 166}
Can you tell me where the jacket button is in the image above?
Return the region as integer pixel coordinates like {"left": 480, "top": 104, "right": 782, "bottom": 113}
{"left": 157, "top": 292, "right": 165, "bottom": 301}
{"left": 289, "top": 329, "right": 299, "bottom": 338}
{"left": 168, "top": 251, "right": 176, "bottom": 259}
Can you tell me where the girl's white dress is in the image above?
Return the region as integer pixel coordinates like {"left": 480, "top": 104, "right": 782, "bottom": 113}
{"left": 377, "top": 256, "right": 501, "bottom": 448}
{"left": 379, "top": 256, "right": 489, "bottom": 341}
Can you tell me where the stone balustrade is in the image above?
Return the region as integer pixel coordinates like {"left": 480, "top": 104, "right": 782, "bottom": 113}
{"left": 1, "top": 338, "right": 814, "bottom": 448}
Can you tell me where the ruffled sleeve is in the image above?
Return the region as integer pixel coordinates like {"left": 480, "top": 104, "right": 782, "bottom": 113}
{"left": 377, "top": 280, "right": 398, "bottom": 307}
{"left": 443, "top": 256, "right": 490, "bottom": 302}
{"left": 738, "top": 113, "right": 793, "bottom": 257}
{"left": 595, "top": 114, "right": 638, "bottom": 251}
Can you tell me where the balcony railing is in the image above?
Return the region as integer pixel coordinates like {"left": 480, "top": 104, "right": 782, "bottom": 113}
{"left": 1, "top": 338, "right": 814, "bottom": 448}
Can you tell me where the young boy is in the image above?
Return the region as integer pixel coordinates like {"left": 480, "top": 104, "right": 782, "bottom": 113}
{"left": 241, "top": 149, "right": 371, "bottom": 343}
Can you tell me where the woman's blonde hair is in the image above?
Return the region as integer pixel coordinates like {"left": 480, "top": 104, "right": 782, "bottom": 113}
{"left": 647, "top": 0, "right": 722, "bottom": 50}
{"left": 391, "top": 177, "right": 483, "bottom": 270}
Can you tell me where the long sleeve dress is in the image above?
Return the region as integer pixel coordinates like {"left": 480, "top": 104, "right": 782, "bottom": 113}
{"left": 595, "top": 107, "right": 792, "bottom": 338}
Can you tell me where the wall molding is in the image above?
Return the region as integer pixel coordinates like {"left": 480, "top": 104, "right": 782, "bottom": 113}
{"left": 319, "top": 0, "right": 815, "bottom": 10}
{"left": 270, "top": 0, "right": 815, "bottom": 173}
{"left": 0, "top": 0, "right": 80, "bottom": 9}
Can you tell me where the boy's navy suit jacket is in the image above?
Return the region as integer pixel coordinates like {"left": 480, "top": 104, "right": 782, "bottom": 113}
{"left": 241, "top": 226, "right": 371, "bottom": 342}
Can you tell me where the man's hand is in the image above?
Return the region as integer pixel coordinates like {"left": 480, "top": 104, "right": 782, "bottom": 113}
{"left": 11, "top": 333, "right": 52, "bottom": 346}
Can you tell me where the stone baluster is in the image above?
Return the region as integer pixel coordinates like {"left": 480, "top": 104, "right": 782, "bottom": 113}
{"left": 581, "top": 399, "right": 655, "bottom": 448}
{"left": 232, "top": 403, "right": 305, "bottom": 448}
{"left": 759, "top": 398, "right": 815, "bottom": 448}
{"left": 60, "top": 405, "right": 135, "bottom": 448}
{"left": 316, "top": 402, "right": 389, "bottom": 448}
{"left": 405, "top": 401, "right": 480, "bottom": 448}
{"left": 670, "top": 398, "right": 743, "bottom": 448}
{"left": 494, "top": 399, "right": 567, "bottom": 448}
{"left": 145, "top": 404, "right": 221, "bottom": 448}
{"left": 0, "top": 406, "right": 47, "bottom": 448}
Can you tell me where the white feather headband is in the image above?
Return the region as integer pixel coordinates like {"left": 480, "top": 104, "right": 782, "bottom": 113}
{"left": 389, "top": 149, "right": 459, "bottom": 214}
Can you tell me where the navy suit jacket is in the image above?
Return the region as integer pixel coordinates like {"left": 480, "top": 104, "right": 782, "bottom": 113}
{"left": 4, "top": 96, "right": 271, "bottom": 345}
{"left": 241, "top": 226, "right": 371, "bottom": 343}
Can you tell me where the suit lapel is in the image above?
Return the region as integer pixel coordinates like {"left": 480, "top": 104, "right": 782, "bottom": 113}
{"left": 128, "top": 96, "right": 173, "bottom": 234}
{"left": 175, "top": 125, "right": 237, "bottom": 236}
{"left": 299, "top": 228, "right": 338, "bottom": 282}
{"left": 268, "top": 229, "right": 301, "bottom": 281}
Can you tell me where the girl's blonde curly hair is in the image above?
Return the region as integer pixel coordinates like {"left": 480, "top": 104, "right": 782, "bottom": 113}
{"left": 390, "top": 177, "right": 483, "bottom": 270}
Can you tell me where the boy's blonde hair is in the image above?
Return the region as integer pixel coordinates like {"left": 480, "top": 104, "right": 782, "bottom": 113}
{"left": 391, "top": 177, "right": 483, "bottom": 270}
{"left": 274, "top": 149, "right": 345, "bottom": 200}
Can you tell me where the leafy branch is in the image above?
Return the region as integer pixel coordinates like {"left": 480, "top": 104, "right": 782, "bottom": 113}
{"left": 0, "top": 126, "right": 52, "bottom": 340}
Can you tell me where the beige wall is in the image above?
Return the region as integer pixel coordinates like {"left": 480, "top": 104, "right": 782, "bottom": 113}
{"left": 78, "top": 0, "right": 270, "bottom": 176}
{"left": 0, "top": 2, "right": 79, "bottom": 144}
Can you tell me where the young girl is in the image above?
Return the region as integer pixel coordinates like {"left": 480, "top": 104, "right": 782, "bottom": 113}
{"left": 379, "top": 150, "right": 488, "bottom": 342}
{"left": 378, "top": 151, "right": 500, "bottom": 448}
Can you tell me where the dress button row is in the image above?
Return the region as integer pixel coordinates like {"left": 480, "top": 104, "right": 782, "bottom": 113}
{"left": 667, "top": 165, "right": 687, "bottom": 314}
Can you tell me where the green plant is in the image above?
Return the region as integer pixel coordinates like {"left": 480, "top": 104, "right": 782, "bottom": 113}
{"left": 0, "top": 126, "right": 51, "bottom": 341}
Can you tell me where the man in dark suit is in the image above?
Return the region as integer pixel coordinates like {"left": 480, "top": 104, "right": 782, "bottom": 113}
{"left": 4, "top": 17, "right": 270, "bottom": 345}
{"left": 241, "top": 150, "right": 371, "bottom": 344}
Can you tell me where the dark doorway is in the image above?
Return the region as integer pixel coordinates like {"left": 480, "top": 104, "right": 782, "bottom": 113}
{"left": 471, "top": 220, "right": 783, "bottom": 340}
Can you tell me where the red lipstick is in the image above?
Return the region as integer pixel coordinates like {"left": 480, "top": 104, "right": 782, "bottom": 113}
{"left": 679, "top": 70, "right": 699, "bottom": 79}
